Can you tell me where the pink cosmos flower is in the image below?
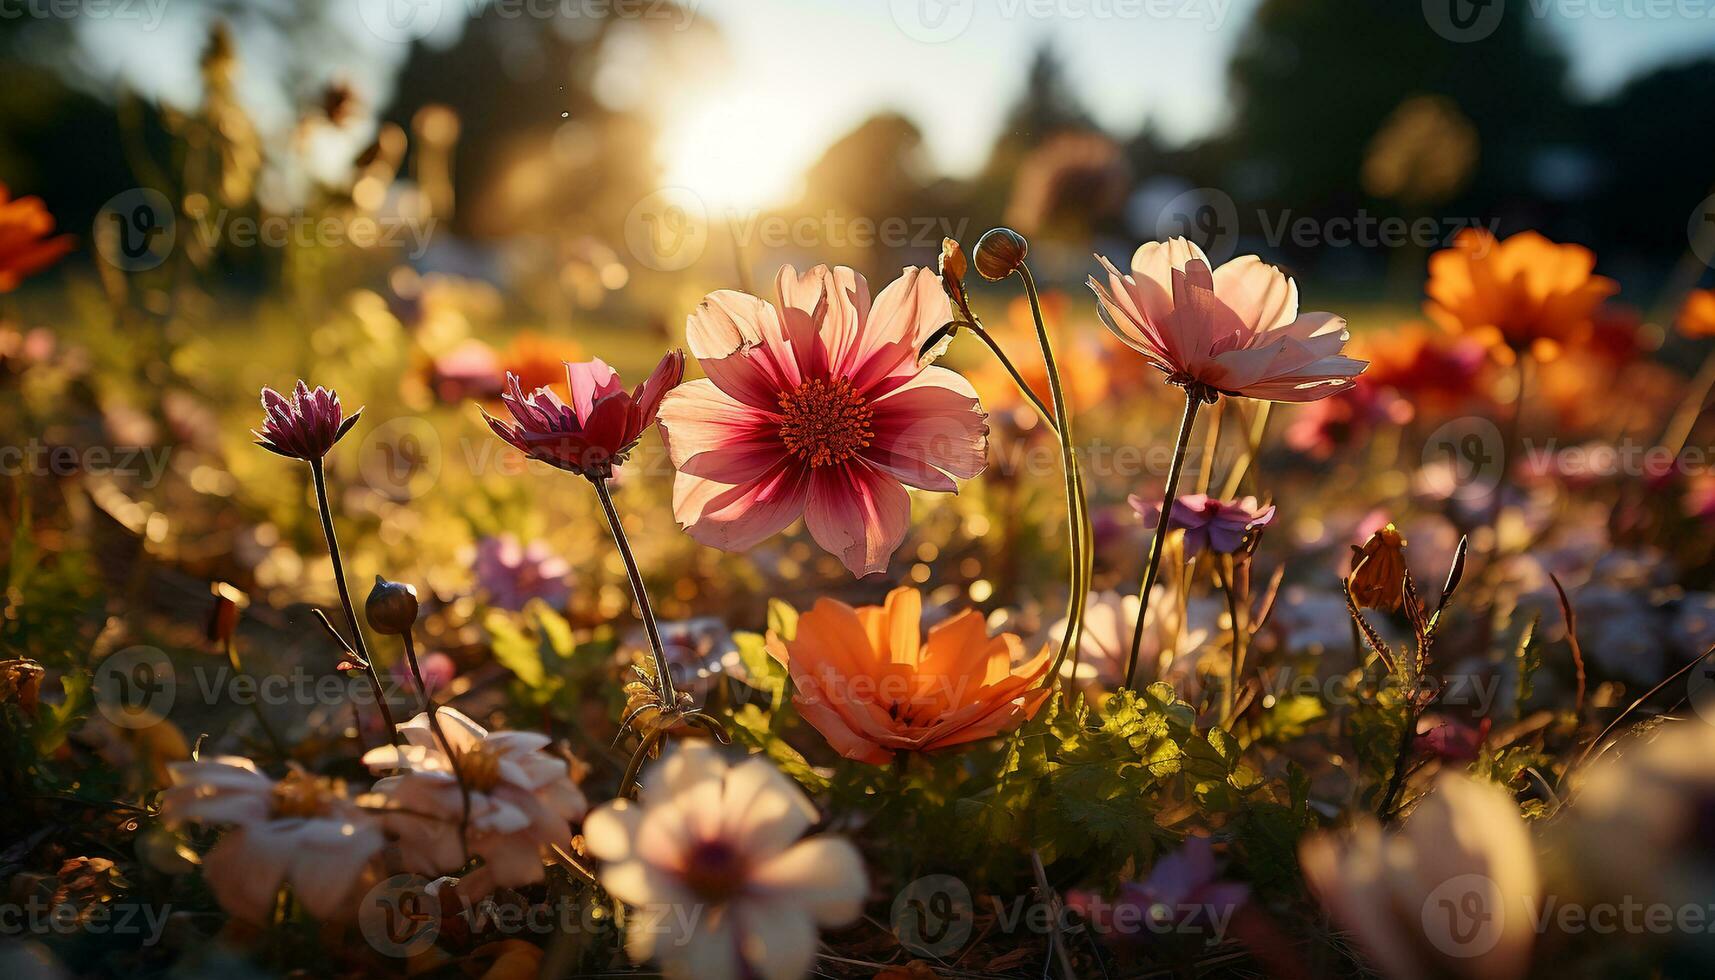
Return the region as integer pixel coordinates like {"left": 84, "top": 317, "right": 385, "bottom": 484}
{"left": 362, "top": 708, "right": 588, "bottom": 895}
{"left": 1130, "top": 492, "right": 1276, "bottom": 559}
{"left": 1067, "top": 835, "right": 1247, "bottom": 948}
{"left": 658, "top": 265, "right": 988, "bottom": 577}
{"left": 1090, "top": 239, "right": 1365, "bottom": 401}
{"left": 253, "top": 381, "right": 361, "bottom": 461}
{"left": 481, "top": 353, "right": 684, "bottom": 479}
{"left": 160, "top": 757, "right": 384, "bottom": 922}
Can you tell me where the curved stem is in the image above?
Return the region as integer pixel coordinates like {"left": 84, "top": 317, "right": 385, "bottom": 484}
{"left": 1018, "top": 264, "right": 1089, "bottom": 685}
{"left": 963, "top": 319, "right": 1058, "bottom": 434}
{"left": 402, "top": 631, "right": 471, "bottom": 863}
{"left": 309, "top": 458, "right": 397, "bottom": 739}
{"left": 592, "top": 477, "right": 680, "bottom": 707}
{"left": 1125, "top": 389, "right": 1203, "bottom": 690}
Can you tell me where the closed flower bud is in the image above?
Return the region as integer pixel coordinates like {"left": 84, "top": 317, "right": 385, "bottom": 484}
{"left": 938, "top": 237, "right": 969, "bottom": 305}
{"left": 973, "top": 227, "right": 1029, "bottom": 281}
{"left": 365, "top": 575, "right": 419, "bottom": 635}
{"left": 1349, "top": 524, "right": 1408, "bottom": 612}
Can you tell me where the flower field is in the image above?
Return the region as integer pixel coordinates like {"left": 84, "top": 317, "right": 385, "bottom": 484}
{"left": 4, "top": 3, "right": 1715, "bottom": 979}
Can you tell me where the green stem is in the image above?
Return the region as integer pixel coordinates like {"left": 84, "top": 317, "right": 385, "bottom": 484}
{"left": 402, "top": 630, "right": 471, "bottom": 863}
{"left": 309, "top": 458, "right": 397, "bottom": 739}
{"left": 1125, "top": 389, "right": 1204, "bottom": 690}
{"left": 593, "top": 477, "right": 680, "bottom": 707}
{"left": 1017, "top": 264, "right": 1089, "bottom": 686}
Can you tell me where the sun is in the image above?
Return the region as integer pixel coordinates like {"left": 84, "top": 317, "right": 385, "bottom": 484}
{"left": 657, "top": 87, "right": 810, "bottom": 214}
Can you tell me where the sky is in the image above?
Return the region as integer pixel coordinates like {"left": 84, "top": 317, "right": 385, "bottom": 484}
{"left": 60, "top": 0, "right": 1715, "bottom": 209}
{"left": 657, "top": 0, "right": 1715, "bottom": 206}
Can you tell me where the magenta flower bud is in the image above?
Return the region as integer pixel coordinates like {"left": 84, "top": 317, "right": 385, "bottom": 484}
{"left": 253, "top": 380, "right": 362, "bottom": 461}
{"left": 481, "top": 351, "right": 684, "bottom": 479}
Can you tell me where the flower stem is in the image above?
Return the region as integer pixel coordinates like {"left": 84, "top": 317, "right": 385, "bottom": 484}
{"left": 1017, "top": 264, "right": 1090, "bottom": 686}
{"left": 401, "top": 630, "right": 471, "bottom": 862}
{"left": 309, "top": 458, "right": 397, "bottom": 739}
{"left": 592, "top": 477, "right": 680, "bottom": 708}
{"left": 1125, "top": 388, "right": 1203, "bottom": 690}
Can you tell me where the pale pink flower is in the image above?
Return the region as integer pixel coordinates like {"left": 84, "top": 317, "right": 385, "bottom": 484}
{"left": 1129, "top": 492, "right": 1276, "bottom": 559}
{"left": 584, "top": 742, "right": 867, "bottom": 980}
{"left": 1050, "top": 589, "right": 1209, "bottom": 693}
{"left": 658, "top": 265, "right": 988, "bottom": 577}
{"left": 472, "top": 533, "right": 571, "bottom": 611}
{"left": 1090, "top": 238, "right": 1365, "bottom": 401}
{"left": 160, "top": 757, "right": 383, "bottom": 922}
{"left": 1300, "top": 773, "right": 1538, "bottom": 980}
{"left": 362, "top": 708, "right": 587, "bottom": 894}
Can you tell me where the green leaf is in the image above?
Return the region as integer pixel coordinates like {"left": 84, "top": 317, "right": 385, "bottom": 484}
{"left": 728, "top": 704, "right": 829, "bottom": 794}
{"left": 1260, "top": 694, "right": 1326, "bottom": 741}
{"left": 1513, "top": 614, "right": 1543, "bottom": 718}
{"left": 766, "top": 599, "right": 800, "bottom": 642}
{"left": 485, "top": 610, "right": 545, "bottom": 688}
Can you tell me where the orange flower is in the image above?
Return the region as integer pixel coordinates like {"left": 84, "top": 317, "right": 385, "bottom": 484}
{"left": 0, "top": 184, "right": 74, "bottom": 292}
{"left": 1679, "top": 289, "right": 1715, "bottom": 339}
{"left": 766, "top": 587, "right": 1051, "bottom": 765}
{"left": 1425, "top": 229, "right": 1616, "bottom": 362}
{"left": 967, "top": 292, "right": 1109, "bottom": 428}
{"left": 501, "top": 332, "right": 585, "bottom": 391}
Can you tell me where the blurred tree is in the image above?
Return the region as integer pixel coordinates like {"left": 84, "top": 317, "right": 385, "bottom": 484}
{"left": 1225, "top": 1, "right": 1571, "bottom": 218}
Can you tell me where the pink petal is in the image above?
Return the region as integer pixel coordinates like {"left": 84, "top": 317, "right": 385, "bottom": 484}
{"left": 673, "top": 463, "right": 812, "bottom": 553}
{"left": 565, "top": 359, "right": 623, "bottom": 426}
{"left": 657, "top": 379, "right": 785, "bottom": 485}
{"left": 804, "top": 463, "right": 911, "bottom": 577}
{"left": 866, "top": 367, "right": 989, "bottom": 486}
{"left": 1211, "top": 255, "right": 1299, "bottom": 334}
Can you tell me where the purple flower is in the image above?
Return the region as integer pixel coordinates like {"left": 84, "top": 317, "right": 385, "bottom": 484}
{"left": 1130, "top": 492, "right": 1276, "bottom": 558}
{"left": 473, "top": 534, "right": 571, "bottom": 611}
{"left": 1067, "top": 836, "right": 1248, "bottom": 945}
{"left": 253, "top": 380, "right": 361, "bottom": 461}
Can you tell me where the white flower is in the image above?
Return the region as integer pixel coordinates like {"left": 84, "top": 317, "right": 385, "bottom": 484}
{"left": 1300, "top": 773, "right": 1538, "bottom": 980}
{"left": 161, "top": 757, "right": 383, "bottom": 923}
{"left": 362, "top": 707, "right": 587, "bottom": 893}
{"left": 584, "top": 743, "right": 867, "bottom": 980}
{"left": 1051, "top": 589, "right": 1210, "bottom": 693}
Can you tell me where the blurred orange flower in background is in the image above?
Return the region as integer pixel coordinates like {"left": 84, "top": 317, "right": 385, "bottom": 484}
{"left": 767, "top": 587, "right": 1051, "bottom": 765}
{"left": 0, "top": 184, "right": 74, "bottom": 292}
{"left": 1426, "top": 229, "right": 1616, "bottom": 363}
{"left": 967, "top": 292, "right": 1110, "bottom": 429}
{"left": 501, "top": 332, "right": 586, "bottom": 392}
{"left": 1678, "top": 288, "right": 1715, "bottom": 339}
{"left": 1353, "top": 323, "right": 1487, "bottom": 412}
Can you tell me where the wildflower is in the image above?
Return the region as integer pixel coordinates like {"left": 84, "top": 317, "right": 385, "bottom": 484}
{"left": 425, "top": 338, "right": 504, "bottom": 403}
{"left": 1357, "top": 325, "right": 1486, "bottom": 410}
{"left": 766, "top": 586, "right": 1050, "bottom": 765}
{"left": 583, "top": 743, "right": 867, "bottom": 980}
{"left": 390, "top": 650, "right": 456, "bottom": 697}
{"left": 472, "top": 534, "right": 571, "bottom": 611}
{"left": 0, "top": 184, "right": 74, "bottom": 292}
{"left": 1348, "top": 523, "right": 1409, "bottom": 612}
{"left": 658, "top": 265, "right": 988, "bottom": 577}
{"left": 938, "top": 236, "right": 968, "bottom": 311}
{"left": 1300, "top": 773, "right": 1537, "bottom": 980}
{"left": 1678, "top": 288, "right": 1715, "bottom": 339}
{"left": 1283, "top": 381, "right": 1409, "bottom": 459}
{"left": 1561, "top": 721, "right": 1715, "bottom": 914}
{"left": 1129, "top": 493, "right": 1276, "bottom": 560}
{"left": 363, "top": 708, "right": 587, "bottom": 893}
{"left": 1426, "top": 229, "right": 1617, "bottom": 363}
{"left": 161, "top": 758, "right": 384, "bottom": 922}
{"left": 1049, "top": 590, "right": 1208, "bottom": 693}
{"left": 1067, "top": 836, "right": 1247, "bottom": 948}
{"left": 1089, "top": 238, "right": 1364, "bottom": 402}
{"left": 483, "top": 353, "right": 683, "bottom": 480}
{"left": 253, "top": 381, "right": 362, "bottom": 461}
{"left": 1415, "top": 714, "right": 1489, "bottom": 761}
